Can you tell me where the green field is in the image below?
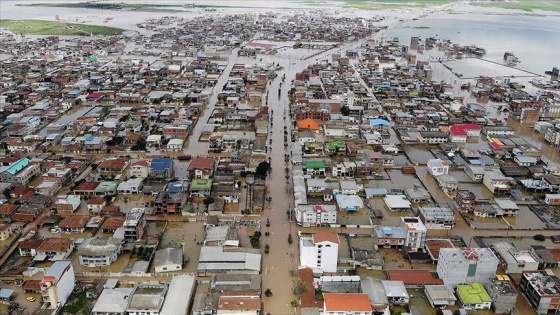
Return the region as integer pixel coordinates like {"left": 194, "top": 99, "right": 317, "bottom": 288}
{"left": 472, "top": 0, "right": 560, "bottom": 12}
{"left": 0, "top": 20, "right": 125, "bottom": 35}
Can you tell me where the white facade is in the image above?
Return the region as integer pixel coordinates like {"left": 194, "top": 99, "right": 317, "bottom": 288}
{"left": 437, "top": 248, "right": 499, "bottom": 288}
{"left": 40, "top": 260, "right": 75, "bottom": 309}
{"left": 427, "top": 159, "right": 450, "bottom": 177}
{"left": 299, "top": 232, "right": 339, "bottom": 273}
{"left": 295, "top": 204, "right": 337, "bottom": 227}
{"left": 400, "top": 217, "right": 427, "bottom": 252}
{"left": 128, "top": 162, "right": 150, "bottom": 179}
{"left": 167, "top": 138, "right": 184, "bottom": 151}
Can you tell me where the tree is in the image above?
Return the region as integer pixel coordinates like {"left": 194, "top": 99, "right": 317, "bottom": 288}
{"left": 453, "top": 310, "right": 462, "bottom": 315}
{"left": 255, "top": 162, "right": 271, "bottom": 179}
{"left": 264, "top": 244, "right": 270, "bottom": 254}
{"left": 288, "top": 234, "right": 293, "bottom": 244}
{"left": 340, "top": 105, "right": 350, "bottom": 116}
{"left": 435, "top": 309, "right": 444, "bottom": 315}
{"left": 264, "top": 289, "right": 272, "bottom": 297}
{"left": 292, "top": 278, "right": 308, "bottom": 296}
{"left": 203, "top": 196, "right": 215, "bottom": 207}
{"left": 290, "top": 300, "right": 299, "bottom": 308}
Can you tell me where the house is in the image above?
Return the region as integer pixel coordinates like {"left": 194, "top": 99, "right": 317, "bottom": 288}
{"left": 335, "top": 194, "right": 364, "bottom": 212}
{"left": 418, "top": 206, "right": 455, "bottom": 229}
{"left": 91, "top": 287, "right": 134, "bottom": 315}
{"left": 295, "top": 204, "right": 337, "bottom": 227}
{"left": 381, "top": 281, "right": 409, "bottom": 305}
{"left": 0, "top": 157, "right": 41, "bottom": 186}
{"left": 437, "top": 248, "right": 499, "bottom": 288}
{"left": 375, "top": 217, "right": 426, "bottom": 252}
{"left": 146, "top": 134, "right": 163, "bottom": 147}
{"left": 188, "top": 157, "right": 216, "bottom": 179}
{"left": 216, "top": 292, "right": 261, "bottom": 315}
{"left": 55, "top": 195, "right": 81, "bottom": 215}
{"left": 520, "top": 271, "right": 560, "bottom": 315}
{"left": 18, "top": 239, "right": 43, "bottom": 257}
{"left": 0, "top": 204, "right": 19, "bottom": 219}
{"left": 427, "top": 159, "right": 451, "bottom": 177}
{"left": 483, "top": 171, "right": 511, "bottom": 195}
{"left": 435, "top": 174, "right": 459, "bottom": 195}
{"left": 384, "top": 194, "right": 411, "bottom": 211}
{"left": 300, "top": 232, "right": 339, "bottom": 273}
{"left": 424, "top": 285, "right": 457, "bottom": 308}
{"left": 59, "top": 215, "right": 89, "bottom": 233}
{"left": 35, "top": 180, "right": 61, "bottom": 197}
{"left": 98, "top": 158, "right": 129, "bottom": 174}
{"left": 125, "top": 284, "right": 167, "bottom": 315}
{"left": 449, "top": 124, "right": 481, "bottom": 143}
{"left": 100, "top": 217, "right": 124, "bottom": 234}
{"left": 491, "top": 241, "right": 539, "bottom": 273}
{"left": 117, "top": 178, "right": 144, "bottom": 194}
{"left": 456, "top": 283, "right": 492, "bottom": 310}
{"left": 122, "top": 208, "right": 146, "bottom": 242}
{"left": 494, "top": 199, "right": 520, "bottom": 216}
{"left": 418, "top": 131, "right": 449, "bottom": 144}
{"left": 485, "top": 276, "right": 517, "bottom": 314}
{"left": 78, "top": 237, "right": 123, "bottom": 267}
{"left": 323, "top": 293, "right": 373, "bottom": 315}
{"left": 305, "top": 160, "right": 326, "bottom": 176}
{"left": 40, "top": 260, "right": 75, "bottom": 309}
{"left": 297, "top": 118, "right": 321, "bottom": 131}
{"left": 150, "top": 158, "right": 174, "bottom": 179}
{"left": 456, "top": 190, "right": 476, "bottom": 212}
{"left": 153, "top": 248, "right": 183, "bottom": 273}
{"left": 128, "top": 161, "right": 150, "bottom": 179}
{"left": 545, "top": 194, "right": 560, "bottom": 205}
{"left": 166, "top": 138, "right": 184, "bottom": 151}
{"left": 154, "top": 181, "right": 188, "bottom": 214}
{"left": 514, "top": 155, "right": 538, "bottom": 167}
{"left": 87, "top": 197, "right": 106, "bottom": 214}
{"left": 360, "top": 277, "right": 390, "bottom": 315}
{"left": 36, "top": 238, "right": 74, "bottom": 261}
{"left": 190, "top": 179, "right": 212, "bottom": 197}
{"left": 0, "top": 224, "right": 13, "bottom": 241}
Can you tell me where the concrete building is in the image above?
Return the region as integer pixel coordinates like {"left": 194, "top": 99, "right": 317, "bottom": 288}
{"left": 424, "top": 285, "right": 457, "bottom": 308}
{"left": 126, "top": 284, "right": 168, "bottom": 315}
{"left": 491, "top": 241, "right": 540, "bottom": 274}
{"left": 150, "top": 158, "right": 174, "bottom": 179}
{"left": 216, "top": 291, "right": 261, "bottom": 315}
{"left": 160, "top": 275, "right": 196, "bottom": 315}
{"left": 122, "top": 208, "right": 146, "bottom": 242}
{"left": 519, "top": 271, "right": 560, "bottom": 315}
{"left": 300, "top": 232, "right": 339, "bottom": 273}
{"left": 381, "top": 280, "right": 409, "bottom": 305}
{"left": 55, "top": 194, "right": 81, "bottom": 215}
{"left": 360, "top": 277, "right": 390, "bottom": 315}
{"left": 456, "top": 283, "right": 492, "bottom": 310}
{"left": 92, "top": 287, "right": 134, "bottom": 315}
{"left": 401, "top": 217, "right": 426, "bottom": 252}
{"left": 323, "top": 293, "right": 373, "bottom": 315}
{"left": 485, "top": 276, "right": 517, "bottom": 314}
{"left": 0, "top": 157, "right": 41, "bottom": 186}
{"left": 0, "top": 224, "right": 13, "bottom": 241}
{"left": 437, "top": 248, "right": 499, "bottom": 288}
{"left": 78, "top": 237, "right": 123, "bottom": 267}
{"left": 427, "top": 159, "right": 451, "bottom": 176}
{"left": 418, "top": 206, "right": 455, "bottom": 229}
{"left": 128, "top": 161, "right": 150, "bottom": 179}
{"left": 295, "top": 204, "right": 337, "bottom": 227}
{"left": 117, "top": 178, "right": 144, "bottom": 194}
{"left": 153, "top": 248, "right": 183, "bottom": 273}
{"left": 198, "top": 246, "right": 261, "bottom": 274}
{"left": 40, "top": 260, "right": 75, "bottom": 309}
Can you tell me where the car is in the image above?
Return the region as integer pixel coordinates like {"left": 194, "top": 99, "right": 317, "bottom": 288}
{"left": 26, "top": 297, "right": 36, "bottom": 302}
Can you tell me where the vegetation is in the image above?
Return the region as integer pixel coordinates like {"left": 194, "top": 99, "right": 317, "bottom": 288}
{"left": 203, "top": 196, "right": 215, "bottom": 207}
{"left": 472, "top": 0, "right": 560, "bottom": 12}
{"left": 288, "top": 234, "right": 293, "bottom": 244}
{"left": 290, "top": 300, "right": 299, "bottom": 307}
{"left": 255, "top": 161, "right": 271, "bottom": 179}
{"left": 264, "top": 244, "right": 270, "bottom": 254}
{"left": 534, "top": 234, "right": 546, "bottom": 241}
{"left": 264, "top": 289, "right": 273, "bottom": 297}
{"left": 292, "top": 278, "right": 308, "bottom": 296}
{"left": 0, "top": 20, "right": 125, "bottom": 36}
{"left": 63, "top": 292, "right": 89, "bottom": 313}
{"left": 250, "top": 231, "right": 261, "bottom": 249}
{"left": 25, "top": 2, "right": 182, "bottom": 10}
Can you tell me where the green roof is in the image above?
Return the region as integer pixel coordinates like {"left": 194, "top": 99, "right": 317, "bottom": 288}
{"left": 457, "top": 283, "right": 492, "bottom": 305}
{"left": 190, "top": 179, "right": 213, "bottom": 190}
{"left": 324, "top": 140, "right": 346, "bottom": 151}
{"left": 305, "top": 160, "right": 326, "bottom": 169}
{"left": 94, "top": 181, "right": 117, "bottom": 193}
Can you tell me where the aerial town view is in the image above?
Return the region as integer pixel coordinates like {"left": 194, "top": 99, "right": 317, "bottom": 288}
{"left": 0, "top": 0, "right": 559, "bottom": 314}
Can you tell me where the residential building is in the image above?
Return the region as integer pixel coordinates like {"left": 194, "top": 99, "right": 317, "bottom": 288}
{"left": 456, "top": 190, "right": 476, "bottom": 212}
{"left": 0, "top": 157, "right": 40, "bottom": 186}
{"left": 150, "top": 158, "right": 174, "bottom": 179}
{"left": 153, "top": 248, "right": 183, "bottom": 273}
{"left": 117, "top": 178, "right": 144, "bottom": 194}
{"left": 449, "top": 124, "right": 482, "bottom": 143}
{"left": 92, "top": 287, "right": 134, "bottom": 315}
{"left": 545, "top": 194, "right": 560, "bottom": 205}
{"left": 128, "top": 161, "right": 150, "bottom": 179}
{"left": 59, "top": 215, "right": 89, "bottom": 233}
{"left": 437, "top": 248, "right": 499, "bottom": 287}
{"left": 34, "top": 180, "right": 61, "bottom": 197}
{"left": 122, "top": 208, "right": 146, "bottom": 242}
{"left": 335, "top": 194, "right": 364, "bottom": 212}
{"left": 295, "top": 204, "right": 337, "bottom": 227}
{"left": 188, "top": 157, "right": 216, "bottom": 179}
{"left": 0, "top": 224, "right": 13, "bottom": 241}
{"left": 55, "top": 195, "right": 81, "bottom": 215}
{"left": 77, "top": 236, "right": 122, "bottom": 266}
{"left": 167, "top": 138, "right": 184, "bottom": 151}
{"left": 40, "top": 260, "right": 75, "bottom": 309}
{"left": 300, "top": 232, "right": 339, "bottom": 273}
{"left": 485, "top": 276, "right": 517, "bottom": 314}
{"left": 216, "top": 292, "right": 261, "bottom": 315}
{"left": 456, "top": 283, "right": 492, "bottom": 310}
{"left": 424, "top": 285, "right": 457, "bottom": 308}
{"left": 375, "top": 217, "right": 427, "bottom": 252}
{"left": 483, "top": 126, "right": 515, "bottom": 137}
{"left": 545, "top": 125, "right": 560, "bottom": 146}
{"left": 418, "top": 206, "right": 455, "bottom": 229}
{"left": 381, "top": 280, "right": 409, "bottom": 305}
{"left": 520, "top": 271, "right": 560, "bottom": 315}
{"left": 98, "top": 157, "right": 129, "bottom": 174}
{"left": 427, "top": 159, "right": 451, "bottom": 176}
{"left": 418, "top": 131, "right": 449, "bottom": 144}
{"left": 483, "top": 171, "right": 511, "bottom": 195}
{"left": 305, "top": 160, "right": 326, "bottom": 176}
{"left": 384, "top": 194, "right": 412, "bottom": 211}
{"left": 491, "top": 241, "right": 540, "bottom": 273}
{"left": 36, "top": 238, "right": 74, "bottom": 261}
{"left": 323, "top": 293, "right": 373, "bottom": 315}
{"left": 125, "top": 284, "right": 168, "bottom": 315}
{"left": 154, "top": 181, "right": 188, "bottom": 214}
{"left": 360, "top": 277, "right": 390, "bottom": 315}
{"left": 87, "top": 197, "right": 106, "bottom": 214}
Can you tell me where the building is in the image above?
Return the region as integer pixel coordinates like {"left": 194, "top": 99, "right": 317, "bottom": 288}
{"left": 485, "top": 276, "right": 517, "bottom": 314}
{"left": 153, "top": 248, "right": 183, "bottom": 273}
{"left": 323, "top": 293, "right": 373, "bottom": 315}
{"left": 418, "top": 206, "right": 455, "bottom": 229}
{"left": 427, "top": 159, "right": 451, "bottom": 176}
{"left": 35, "top": 238, "right": 74, "bottom": 261}
{"left": 300, "top": 232, "right": 339, "bottom": 273}
{"left": 128, "top": 161, "right": 150, "bottom": 179}
{"left": 59, "top": 215, "right": 89, "bottom": 233}
{"left": 216, "top": 291, "right": 261, "bottom": 315}
{"left": 87, "top": 197, "right": 107, "bottom": 214}
{"left": 0, "top": 157, "right": 41, "bottom": 186}
{"left": 295, "top": 204, "right": 337, "bottom": 227}
{"left": 520, "top": 271, "right": 560, "bottom": 315}
{"left": 55, "top": 195, "right": 81, "bottom": 215}
{"left": 545, "top": 125, "right": 560, "bottom": 146}
{"left": 160, "top": 275, "right": 196, "bottom": 315}
{"left": 125, "top": 284, "right": 168, "bottom": 315}
{"left": 383, "top": 194, "right": 412, "bottom": 211}
{"left": 360, "top": 277, "right": 390, "bottom": 315}
{"left": 117, "top": 178, "right": 144, "bottom": 194}
{"left": 335, "top": 194, "right": 364, "bottom": 212}
{"left": 545, "top": 194, "right": 560, "bottom": 205}
{"left": 78, "top": 237, "right": 123, "bottom": 267}
{"left": 0, "top": 224, "right": 13, "bottom": 241}
{"left": 418, "top": 131, "right": 449, "bottom": 144}
{"left": 197, "top": 246, "right": 261, "bottom": 274}
{"left": 483, "top": 171, "right": 511, "bottom": 195}
{"left": 92, "top": 287, "right": 134, "bottom": 315}
{"left": 150, "top": 158, "right": 174, "bottom": 179}
{"left": 35, "top": 180, "right": 61, "bottom": 197}
{"left": 40, "top": 260, "right": 75, "bottom": 309}
{"left": 122, "top": 208, "right": 146, "bottom": 242}
{"left": 456, "top": 190, "right": 476, "bottom": 212}
{"left": 188, "top": 157, "right": 216, "bottom": 179}
{"left": 375, "top": 217, "right": 427, "bottom": 252}
{"left": 491, "top": 241, "right": 540, "bottom": 273}
{"left": 381, "top": 280, "right": 409, "bottom": 305}
{"left": 456, "top": 283, "right": 492, "bottom": 310}
{"left": 154, "top": 181, "right": 188, "bottom": 214}
{"left": 437, "top": 248, "right": 499, "bottom": 288}
{"left": 424, "top": 285, "right": 457, "bottom": 308}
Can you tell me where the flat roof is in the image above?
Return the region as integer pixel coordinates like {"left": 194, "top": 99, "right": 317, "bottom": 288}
{"left": 384, "top": 194, "right": 411, "bottom": 209}
{"left": 92, "top": 288, "right": 133, "bottom": 314}
{"left": 160, "top": 275, "right": 196, "bottom": 315}
{"left": 387, "top": 270, "right": 444, "bottom": 285}
{"left": 457, "top": 283, "right": 491, "bottom": 305}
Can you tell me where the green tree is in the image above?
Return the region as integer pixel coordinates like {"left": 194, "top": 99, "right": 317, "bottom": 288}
{"left": 264, "top": 289, "right": 272, "bottom": 297}
{"left": 288, "top": 234, "right": 293, "bottom": 244}
{"left": 436, "top": 309, "right": 444, "bottom": 315}
{"left": 290, "top": 300, "right": 299, "bottom": 307}
{"left": 255, "top": 162, "right": 271, "bottom": 179}
{"left": 340, "top": 105, "right": 350, "bottom": 116}
{"left": 264, "top": 244, "right": 270, "bottom": 254}
{"left": 203, "top": 196, "right": 215, "bottom": 207}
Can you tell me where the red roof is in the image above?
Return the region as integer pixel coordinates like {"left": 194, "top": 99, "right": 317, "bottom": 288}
{"left": 387, "top": 270, "right": 443, "bottom": 285}
{"left": 489, "top": 141, "right": 503, "bottom": 150}
{"left": 323, "top": 293, "right": 373, "bottom": 312}
{"left": 313, "top": 231, "right": 339, "bottom": 244}
{"left": 449, "top": 123, "right": 481, "bottom": 136}
{"left": 188, "top": 157, "right": 215, "bottom": 171}
{"left": 0, "top": 204, "right": 19, "bottom": 215}
{"left": 425, "top": 239, "right": 454, "bottom": 260}
{"left": 298, "top": 268, "right": 321, "bottom": 308}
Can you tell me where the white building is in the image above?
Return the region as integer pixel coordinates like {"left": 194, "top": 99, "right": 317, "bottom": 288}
{"left": 40, "top": 260, "right": 75, "bottom": 309}
{"left": 78, "top": 237, "right": 123, "bottom": 267}
{"left": 167, "top": 138, "right": 184, "bottom": 151}
{"left": 323, "top": 293, "right": 373, "bottom": 315}
{"left": 427, "top": 159, "right": 451, "bottom": 177}
{"left": 400, "top": 217, "right": 427, "bottom": 252}
{"left": 153, "top": 248, "right": 183, "bottom": 273}
{"left": 437, "top": 248, "right": 499, "bottom": 288}
{"left": 491, "top": 241, "right": 540, "bottom": 274}
{"left": 295, "top": 204, "right": 337, "bottom": 227}
{"left": 128, "top": 161, "right": 150, "bottom": 179}
{"left": 92, "top": 287, "right": 133, "bottom": 315}
{"left": 300, "top": 232, "right": 339, "bottom": 273}
{"left": 126, "top": 284, "right": 168, "bottom": 315}
{"left": 117, "top": 178, "right": 144, "bottom": 194}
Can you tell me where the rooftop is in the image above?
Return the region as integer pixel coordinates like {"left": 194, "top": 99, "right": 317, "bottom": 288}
{"left": 127, "top": 284, "right": 167, "bottom": 311}
{"left": 323, "top": 293, "right": 373, "bottom": 312}
{"left": 456, "top": 283, "right": 492, "bottom": 305}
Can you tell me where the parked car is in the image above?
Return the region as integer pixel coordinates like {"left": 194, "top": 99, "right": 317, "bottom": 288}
{"left": 26, "top": 297, "right": 36, "bottom": 302}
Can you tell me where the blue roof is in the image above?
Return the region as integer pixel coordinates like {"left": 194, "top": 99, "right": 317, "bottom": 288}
{"left": 0, "top": 289, "right": 14, "bottom": 299}
{"left": 1, "top": 158, "right": 30, "bottom": 176}
{"left": 68, "top": 89, "right": 80, "bottom": 95}
{"left": 151, "top": 158, "right": 173, "bottom": 170}
{"left": 166, "top": 181, "right": 186, "bottom": 193}
{"left": 370, "top": 118, "right": 390, "bottom": 126}
{"left": 45, "top": 260, "right": 72, "bottom": 284}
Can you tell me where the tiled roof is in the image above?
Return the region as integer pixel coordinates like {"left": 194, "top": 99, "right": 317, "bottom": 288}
{"left": 323, "top": 293, "right": 373, "bottom": 312}
{"left": 313, "top": 231, "right": 339, "bottom": 244}
{"left": 59, "top": 215, "right": 89, "bottom": 228}
{"left": 36, "top": 238, "right": 73, "bottom": 252}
